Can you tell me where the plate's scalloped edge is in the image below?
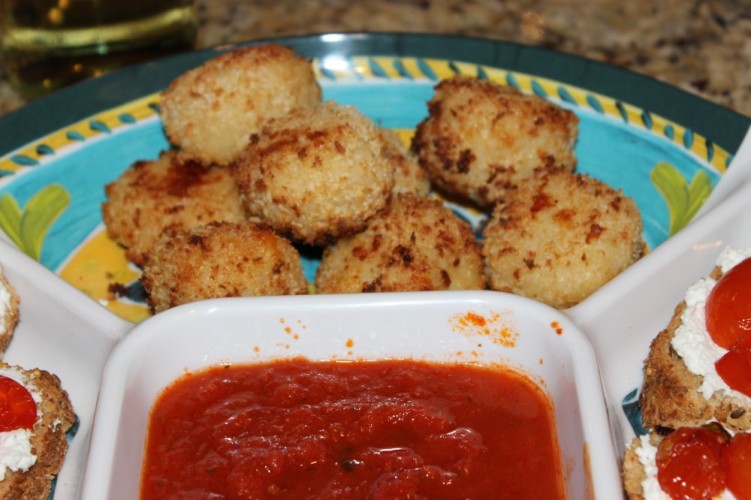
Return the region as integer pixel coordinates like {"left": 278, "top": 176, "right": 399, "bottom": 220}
{"left": 0, "top": 55, "right": 732, "bottom": 177}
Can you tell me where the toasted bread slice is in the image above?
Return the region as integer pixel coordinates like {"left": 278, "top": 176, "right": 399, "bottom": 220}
{"left": 0, "top": 269, "right": 19, "bottom": 355}
{"left": 640, "top": 266, "right": 751, "bottom": 433}
{"left": 0, "top": 364, "right": 75, "bottom": 500}
{"left": 622, "top": 434, "right": 657, "bottom": 500}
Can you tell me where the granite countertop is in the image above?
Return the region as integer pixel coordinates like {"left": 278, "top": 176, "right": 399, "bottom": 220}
{"left": 1, "top": 0, "right": 750, "bottom": 117}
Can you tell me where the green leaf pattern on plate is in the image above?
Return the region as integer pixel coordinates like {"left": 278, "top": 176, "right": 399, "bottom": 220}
{"left": 0, "top": 185, "right": 70, "bottom": 260}
{"left": 650, "top": 162, "right": 712, "bottom": 236}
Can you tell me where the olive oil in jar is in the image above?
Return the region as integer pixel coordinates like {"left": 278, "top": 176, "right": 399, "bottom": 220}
{"left": 0, "top": 0, "right": 198, "bottom": 100}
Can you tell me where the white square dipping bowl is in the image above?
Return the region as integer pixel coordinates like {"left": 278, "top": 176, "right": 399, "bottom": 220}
{"left": 81, "top": 290, "right": 621, "bottom": 499}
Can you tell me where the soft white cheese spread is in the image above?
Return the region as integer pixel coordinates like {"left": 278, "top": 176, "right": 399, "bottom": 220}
{"left": 635, "top": 435, "right": 670, "bottom": 500}
{"left": 0, "top": 366, "right": 41, "bottom": 480}
{"left": 636, "top": 435, "right": 735, "bottom": 500}
{"left": 671, "top": 247, "right": 751, "bottom": 404}
{"left": 0, "top": 429, "right": 36, "bottom": 480}
{"left": 0, "top": 367, "right": 42, "bottom": 409}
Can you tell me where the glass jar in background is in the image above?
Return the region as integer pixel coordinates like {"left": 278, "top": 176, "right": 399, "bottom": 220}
{"left": 0, "top": 0, "right": 199, "bottom": 100}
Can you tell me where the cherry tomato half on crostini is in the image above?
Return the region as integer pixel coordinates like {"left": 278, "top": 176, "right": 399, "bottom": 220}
{"left": 715, "top": 334, "right": 751, "bottom": 398}
{"left": 723, "top": 432, "right": 751, "bottom": 500}
{"left": 656, "top": 427, "right": 727, "bottom": 500}
{"left": 706, "top": 257, "right": 751, "bottom": 350}
{"left": 0, "top": 375, "right": 37, "bottom": 432}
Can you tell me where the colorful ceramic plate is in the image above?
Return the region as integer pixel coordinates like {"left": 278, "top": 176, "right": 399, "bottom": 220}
{"left": 0, "top": 33, "right": 749, "bottom": 498}
{"left": 2, "top": 34, "right": 749, "bottom": 322}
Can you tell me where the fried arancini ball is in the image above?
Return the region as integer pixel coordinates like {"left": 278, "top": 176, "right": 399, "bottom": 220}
{"left": 378, "top": 128, "right": 430, "bottom": 197}
{"left": 411, "top": 75, "right": 579, "bottom": 208}
{"left": 234, "top": 101, "right": 395, "bottom": 246}
{"left": 482, "top": 168, "right": 645, "bottom": 309}
{"left": 141, "top": 221, "right": 307, "bottom": 313}
{"left": 102, "top": 150, "right": 248, "bottom": 267}
{"left": 160, "top": 44, "right": 322, "bottom": 167}
{"left": 315, "top": 193, "right": 486, "bottom": 293}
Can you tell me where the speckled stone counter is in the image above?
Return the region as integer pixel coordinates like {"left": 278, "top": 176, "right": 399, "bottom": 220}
{"left": 2, "top": 0, "right": 750, "bottom": 117}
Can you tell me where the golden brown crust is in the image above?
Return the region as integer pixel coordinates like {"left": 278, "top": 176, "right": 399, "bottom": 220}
{"left": 482, "top": 168, "right": 645, "bottom": 309}
{"left": 622, "top": 437, "right": 645, "bottom": 500}
{"left": 142, "top": 221, "right": 308, "bottom": 313}
{"left": 102, "top": 150, "right": 248, "bottom": 266}
{"left": 640, "top": 298, "right": 751, "bottom": 433}
{"left": 0, "top": 365, "right": 75, "bottom": 500}
{"left": 233, "top": 101, "right": 395, "bottom": 246}
{"left": 160, "top": 44, "right": 322, "bottom": 167}
{"left": 378, "top": 128, "right": 430, "bottom": 197}
{"left": 0, "top": 271, "right": 19, "bottom": 356}
{"left": 411, "top": 75, "right": 579, "bottom": 208}
{"left": 315, "top": 193, "right": 486, "bottom": 293}
{"left": 640, "top": 302, "right": 714, "bottom": 429}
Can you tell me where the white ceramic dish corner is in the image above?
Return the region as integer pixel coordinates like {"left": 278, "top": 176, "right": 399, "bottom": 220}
{"left": 81, "top": 290, "right": 621, "bottom": 499}
{"left": 568, "top": 177, "right": 751, "bottom": 449}
{"left": 0, "top": 240, "right": 131, "bottom": 499}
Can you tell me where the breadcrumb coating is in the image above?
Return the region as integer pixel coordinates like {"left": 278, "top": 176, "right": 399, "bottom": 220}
{"left": 142, "top": 222, "right": 307, "bottom": 313}
{"left": 411, "top": 75, "right": 578, "bottom": 208}
{"left": 316, "top": 193, "right": 485, "bottom": 293}
{"left": 160, "top": 44, "right": 322, "bottom": 166}
{"left": 378, "top": 128, "right": 431, "bottom": 197}
{"left": 102, "top": 150, "right": 248, "bottom": 267}
{"left": 482, "top": 168, "right": 644, "bottom": 309}
{"left": 234, "top": 101, "right": 395, "bottom": 246}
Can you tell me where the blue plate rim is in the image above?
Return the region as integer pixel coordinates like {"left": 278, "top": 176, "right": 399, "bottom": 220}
{"left": 0, "top": 31, "right": 748, "bottom": 157}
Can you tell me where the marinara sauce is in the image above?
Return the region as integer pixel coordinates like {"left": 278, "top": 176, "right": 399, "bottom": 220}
{"left": 141, "top": 360, "right": 565, "bottom": 499}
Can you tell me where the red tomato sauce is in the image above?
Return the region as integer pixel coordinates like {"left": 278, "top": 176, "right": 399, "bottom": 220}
{"left": 141, "top": 360, "right": 565, "bottom": 499}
